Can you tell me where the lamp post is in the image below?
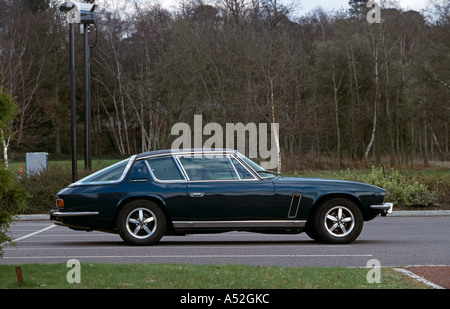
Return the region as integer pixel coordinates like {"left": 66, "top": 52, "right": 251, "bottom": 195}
{"left": 60, "top": 1, "right": 96, "bottom": 181}
{"left": 81, "top": 13, "right": 95, "bottom": 171}
{"left": 60, "top": 2, "right": 79, "bottom": 182}
{"left": 70, "top": 20, "right": 77, "bottom": 181}
{"left": 83, "top": 23, "right": 91, "bottom": 170}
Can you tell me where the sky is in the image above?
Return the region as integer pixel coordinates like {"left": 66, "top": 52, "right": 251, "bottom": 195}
{"left": 94, "top": 0, "right": 431, "bottom": 15}
{"left": 285, "top": 0, "right": 429, "bottom": 14}
{"left": 155, "top": 0, "right": 430, "bottom": 14}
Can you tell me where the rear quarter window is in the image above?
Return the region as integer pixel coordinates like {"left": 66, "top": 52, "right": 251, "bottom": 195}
{"left": 76, "top": 158, "right": 131, "bottom": 184}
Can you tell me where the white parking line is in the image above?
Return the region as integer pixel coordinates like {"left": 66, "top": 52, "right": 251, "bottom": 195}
{"left": 9, "top": 225, "right": 56, "bottom": 243}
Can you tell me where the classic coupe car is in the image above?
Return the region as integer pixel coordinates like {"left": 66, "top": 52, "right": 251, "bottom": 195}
{"left": 51, "top": 149, "right": 392, "bottom": 245}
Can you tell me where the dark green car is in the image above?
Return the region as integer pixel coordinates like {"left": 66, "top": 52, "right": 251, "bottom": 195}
{"left": 51, "top": 149, "right": 393, "bottom": 245}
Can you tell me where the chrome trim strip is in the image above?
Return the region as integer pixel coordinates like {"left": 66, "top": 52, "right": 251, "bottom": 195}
{"left": 229, "top": 153, "right": 259, "bottom": 180}
{"left": 370, "top": 203, "right": 393, "bottom": 213}
{"left": 135, "top": 150, "right": 265, "bottom": 182}
{"left": 70, "top": 155, "right": 136, "bottom": 186}
{"left": 137, "top": 149, "right": 235, "bottom": 161}
{"left": 174, "top": 153, "right": 260, "bottom": 182}
{"left": 172, "top": 154, "right": 189, "bottom": 180}
{"left": 52, "top": 211, "right": 99, "bottom": 217}
{"left": 227, "top": 154, "right": 241, "bottom": 180}
{"left": 140, "top": 152, "right": 259, "bottom": 183}
{"left": 172, "top": 220, "right": 306, "bottom": 229}
{"left": 173, "top": 154, "right": 191, "bottom": 181}
{"left": 233, "top": 151, "right": 275, "bottom": 179}
{"left": 190, "top": 192, "right": 205, "bottom": 197}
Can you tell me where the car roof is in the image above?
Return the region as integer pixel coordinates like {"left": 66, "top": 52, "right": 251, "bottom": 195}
{"left": 135, "top": 148, "right": 236, "bottom": 160}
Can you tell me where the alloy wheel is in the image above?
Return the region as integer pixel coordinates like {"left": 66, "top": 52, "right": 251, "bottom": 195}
{"left": 323, "top": 206, "right": 355, "bottom": 237}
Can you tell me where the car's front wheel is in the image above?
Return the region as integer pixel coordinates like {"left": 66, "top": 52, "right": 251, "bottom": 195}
{"left": 117, "top": 200, "right": 166, "bottom": 245}
{"left": 311, "top": 198, "right": 363, "bottom": 244}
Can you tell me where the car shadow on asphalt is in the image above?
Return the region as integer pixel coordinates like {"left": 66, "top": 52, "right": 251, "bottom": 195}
{"left": 48, "top": 239, "right": 325, "bottom": 247}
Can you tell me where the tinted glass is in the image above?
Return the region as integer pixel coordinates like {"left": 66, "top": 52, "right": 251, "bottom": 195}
{"left": 147, "top": 156, "right": 184, "bottom": 181}
{"left": 236, "top": 152, "right": 275, "bottom": 178}
{"left": 230, "top": 157, "right": 256, "bottom": 180}
{"left": 78, "top": 158, "right": 130, "bottom": 183}
{"left": 128, "top": 160, "right": 150, "bottom": 178}
{"left": 178, "top": 155, "right": 239, "bottom": 181}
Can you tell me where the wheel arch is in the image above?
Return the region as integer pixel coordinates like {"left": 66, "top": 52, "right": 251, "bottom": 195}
{"left": 114, "top": 195, "right": 174, "bottom": 230}
{"left": 308, "top": 193, "right": 364, "bottom": 220}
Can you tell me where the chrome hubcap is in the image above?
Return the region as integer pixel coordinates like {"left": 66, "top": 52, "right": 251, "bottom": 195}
{"left": 126, "top": 208, "right": 157, "bottom": 239}
{"left": 324, "top": 206, "right": 355, "bottom": 237}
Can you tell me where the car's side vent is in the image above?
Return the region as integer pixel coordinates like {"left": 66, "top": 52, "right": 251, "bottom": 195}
{"left": 288, "top": 193, "right": 302, "bottom": 218}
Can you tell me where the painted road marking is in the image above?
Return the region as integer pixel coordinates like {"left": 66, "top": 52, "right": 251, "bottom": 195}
{"left": 394, "top": 268, "right": 445, "bottom": 289}
{"left": 9, "top": 225, "right": 56, "bottom": 243}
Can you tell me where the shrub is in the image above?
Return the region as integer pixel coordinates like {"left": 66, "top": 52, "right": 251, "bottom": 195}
{"left": 18, "top": 166, "right": 92, "bottom": 214}
{"left": 0, "top": 163, "right": 29, "bottom": 256}
{"left": 335, "top": 167, "right": 437, "bottom": 207}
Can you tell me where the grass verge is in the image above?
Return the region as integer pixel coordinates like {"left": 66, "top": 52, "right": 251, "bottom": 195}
{"left": 0, "top": 263, "right": 428, "bottom": 289}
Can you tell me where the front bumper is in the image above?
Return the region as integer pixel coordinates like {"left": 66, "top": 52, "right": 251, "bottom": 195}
{"left": 370, "top": 202, "right": 393, "bottom": 216}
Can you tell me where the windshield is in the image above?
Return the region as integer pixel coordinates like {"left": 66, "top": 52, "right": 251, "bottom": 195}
{"left": 236, "top": 152, "right": 276, "bottom": 178}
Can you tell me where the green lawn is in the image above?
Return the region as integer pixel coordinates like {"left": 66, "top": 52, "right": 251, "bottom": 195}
{"left": 0, "top": 263, "right": 428, "bottom": 289}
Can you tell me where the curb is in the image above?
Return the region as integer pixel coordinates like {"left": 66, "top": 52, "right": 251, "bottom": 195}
{"left": 13, "top": 210, "right": 450, "bottom": 221}
{"left": 387, "top": 210, "right": 450, "bottom": 217}
{"left": 14, "top": 214, "right": 50, "bottom": 221}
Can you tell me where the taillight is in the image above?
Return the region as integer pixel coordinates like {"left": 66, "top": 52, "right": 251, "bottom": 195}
{"left": 56, "top": 198, "right": 64, "bottom": 208}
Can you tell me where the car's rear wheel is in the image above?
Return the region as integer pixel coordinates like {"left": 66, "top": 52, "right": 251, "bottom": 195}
{"left": 311, "top": 198, "right": 363, "bottom": 244}
{"left": 117, "top": 200, "right": 166, "bottom": 245}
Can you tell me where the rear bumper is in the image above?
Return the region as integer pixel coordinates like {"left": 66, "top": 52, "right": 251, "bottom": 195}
{"left": 50, "top": 209, "right": 113, "bottom": 233}
{"left": 370, "top": 202, "right": 393, "bottom": 216}
{"left": 50, "top": 209, "right": 99, "bottom": 220}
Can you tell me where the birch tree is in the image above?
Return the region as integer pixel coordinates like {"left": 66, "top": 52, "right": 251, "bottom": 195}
{"left": 0, "top": 90, "right": 19, "bottom": 168}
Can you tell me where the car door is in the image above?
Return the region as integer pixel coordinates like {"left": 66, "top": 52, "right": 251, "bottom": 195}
{"left": 177, "top": 154, "right": 275, "bottom": 220}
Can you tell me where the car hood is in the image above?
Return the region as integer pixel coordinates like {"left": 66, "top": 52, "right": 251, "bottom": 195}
{"left": 273, "top": 176, "right": 386, "bottom": 193}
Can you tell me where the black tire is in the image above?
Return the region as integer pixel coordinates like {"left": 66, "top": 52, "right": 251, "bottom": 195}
{"left": 116, "top": 200, "right": 166, "bottom": 246}
{"left": 310, "top": 198, "right": 363, "bottom": 244}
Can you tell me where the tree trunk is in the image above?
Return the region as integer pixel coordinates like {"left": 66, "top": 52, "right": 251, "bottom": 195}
{"left": 269, "top": 77, "right": 281, "bottom": 174}
{"left": 365, "top": 40, "right": 379, "bottom": 162}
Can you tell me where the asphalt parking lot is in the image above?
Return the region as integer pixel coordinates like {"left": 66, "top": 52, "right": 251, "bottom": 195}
{"left": 1, "top": 214, "right": 449, "bottom": 268}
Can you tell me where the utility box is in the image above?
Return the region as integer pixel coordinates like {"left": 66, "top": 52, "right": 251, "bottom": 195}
{"left": 26, "top": 152, "right": 48, "bottom": 176}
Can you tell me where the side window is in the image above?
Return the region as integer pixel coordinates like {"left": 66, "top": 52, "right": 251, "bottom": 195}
{"left": 78, "top": 158, "right": 130, "bottom": 183}
{"left": 178, "top": 155, "right": 239, "bottom": 181}
{"left": 230, "top": 157, "right": 256, "bottom": 180}
{"left": 147, "top": 156, "right": 185, "bottom": 181}
{"left": 128, "top": 160, "right": 150, "bottom": 178}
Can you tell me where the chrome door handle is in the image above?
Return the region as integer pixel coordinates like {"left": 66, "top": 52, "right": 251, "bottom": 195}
{"left": 190, "top": 192, "right": 204, "bottom": 197}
